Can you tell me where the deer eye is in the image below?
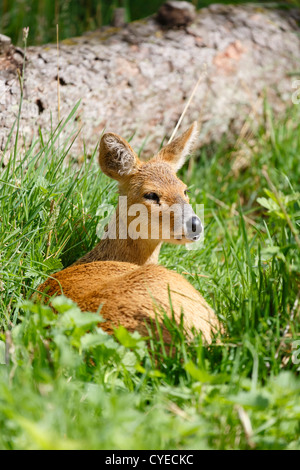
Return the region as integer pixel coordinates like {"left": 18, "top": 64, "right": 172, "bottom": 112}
{"left": 144, "top": 192, "right": 160, "bottom": 203}
{"left": 184, "top": 189, "right": 190, "bottom": 197}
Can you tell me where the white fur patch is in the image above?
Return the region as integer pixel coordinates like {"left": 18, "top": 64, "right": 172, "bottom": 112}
{"left": 104, "top": 135, "right": 136, "bottom": 176}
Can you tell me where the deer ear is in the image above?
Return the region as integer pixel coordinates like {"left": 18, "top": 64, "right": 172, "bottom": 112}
{"left": 99, "top": 133, "right": 140, "bottom": 181}
{"left": 156, "top": 122, "right": 199, "bottom": 172}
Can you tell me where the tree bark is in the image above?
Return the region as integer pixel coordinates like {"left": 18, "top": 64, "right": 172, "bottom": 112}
{"left": 0, "top": 3, "right": 299, "bottom": 160}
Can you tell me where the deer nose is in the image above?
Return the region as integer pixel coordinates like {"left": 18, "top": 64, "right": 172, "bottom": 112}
{"left": 186, "top": 216, "right": 202, "bottom": 240}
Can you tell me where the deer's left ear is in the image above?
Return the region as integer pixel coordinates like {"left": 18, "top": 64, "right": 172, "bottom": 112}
{"left": 99, "top": 132, "right": 140, "bottom": 182}
{"left": 155, "top": 121, "right": 199, "bottom": 172}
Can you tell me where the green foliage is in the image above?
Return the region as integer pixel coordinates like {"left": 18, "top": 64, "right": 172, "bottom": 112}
{"left": 0, "top": 102, "right": 299, "bottom": 449}
{"left": 0, "top": 0, "right": 279, "bottom": 46}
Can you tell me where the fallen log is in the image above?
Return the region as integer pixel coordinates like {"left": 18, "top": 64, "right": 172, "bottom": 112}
{"left": 0, "top": 3, "right": 299, "bottom": 160}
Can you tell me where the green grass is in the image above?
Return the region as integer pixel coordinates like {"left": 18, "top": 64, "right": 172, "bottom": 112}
{"left": 0, "top": 99, "right": 299, "bottom": 449}
{"left": 0, "top": 0, "right": 289, "bottom": 46}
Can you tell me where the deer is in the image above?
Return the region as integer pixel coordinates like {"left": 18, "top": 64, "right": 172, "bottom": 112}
{"left": 37, "top": 122, "right": 220, "bottom": 344}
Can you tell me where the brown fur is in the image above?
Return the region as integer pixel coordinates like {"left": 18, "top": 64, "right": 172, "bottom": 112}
{"left": 74, "top": 122, "right": 199, "bottom": 266}
{"left": 37, "top": 261, "right": 218, "bottom": 343}
{"left": 36, "top": 123, "right": 220, "bottom": 343}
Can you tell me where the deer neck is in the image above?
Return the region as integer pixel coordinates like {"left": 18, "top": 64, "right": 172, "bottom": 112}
{"left": 74, "top": 203, "right": 162, "bottom": 266}
{"left": 99, "top": 236, "right": 161, "bottom": 265}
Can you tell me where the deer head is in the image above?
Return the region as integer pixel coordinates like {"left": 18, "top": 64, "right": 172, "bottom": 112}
{"left": 99, "top": 122, "right": 202, "bottom": 245}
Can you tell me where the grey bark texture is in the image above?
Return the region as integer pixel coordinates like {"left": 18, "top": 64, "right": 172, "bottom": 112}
{"left": 0, "top": 3, "right": 299, "bottom": 160}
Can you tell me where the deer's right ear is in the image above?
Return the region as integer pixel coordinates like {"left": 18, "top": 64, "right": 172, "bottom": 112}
{"left": 99, "top": 133, "right": 140, "bottom": 181}
{"left": 155, "top": 122, "right": 199, "bottom": 172}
